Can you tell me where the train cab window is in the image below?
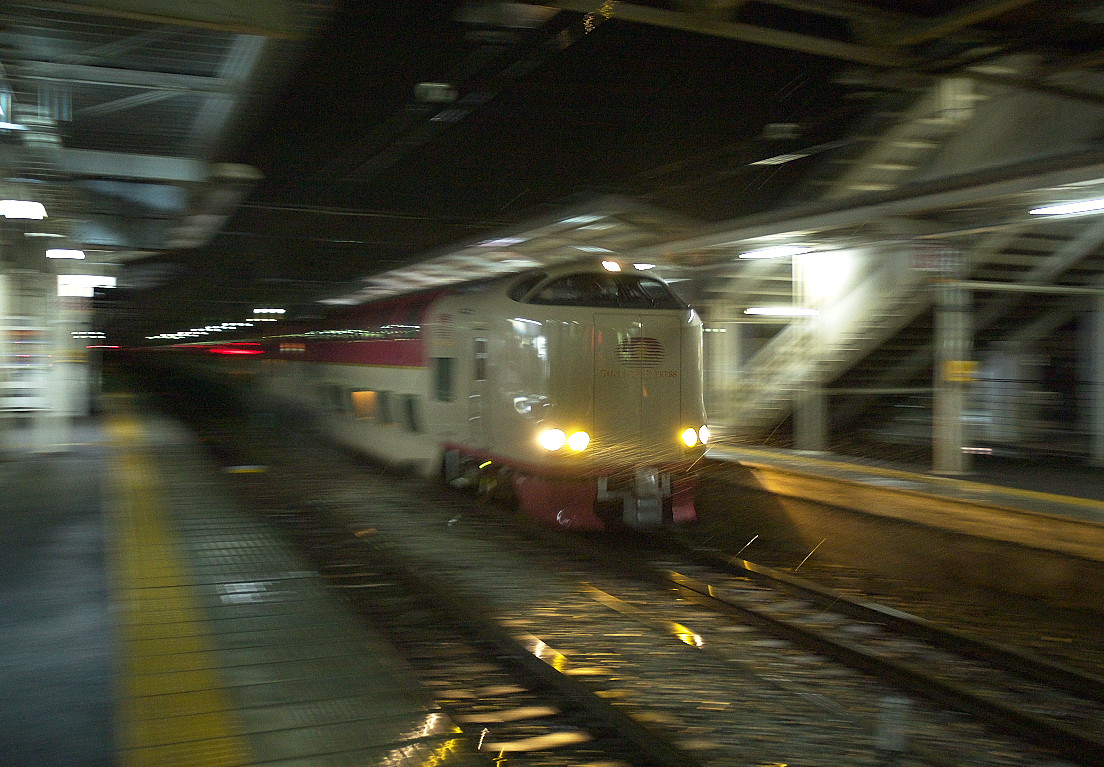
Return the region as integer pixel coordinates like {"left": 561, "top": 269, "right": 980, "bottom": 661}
{"left": 474, "top": 338, "right": 488, "bottom": 381}
{"left": 508, "top": 272, "right": 546, "bottom": 302}
{"left": 526, "top": 273, "right": 686, "bottom": 309}
{"left": 433, "top": 358, "right": 454, "bottom": 402}
{"left": 637, "top": 277, "right": 687, "bottom": 307}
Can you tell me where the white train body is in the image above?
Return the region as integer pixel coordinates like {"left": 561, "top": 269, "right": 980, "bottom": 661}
{"left": 211, "top": 264, "right": 708, "bottom": 530}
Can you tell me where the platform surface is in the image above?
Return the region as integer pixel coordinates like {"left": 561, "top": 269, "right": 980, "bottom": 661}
{"left": 1, "top": 399, "right": 481, "bottom": 767}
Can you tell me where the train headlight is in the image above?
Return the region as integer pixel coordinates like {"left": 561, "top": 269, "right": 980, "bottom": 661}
{"left": 680, "top": 427, "right": 699, "bottom": 447}
{"left": 566, "top": 431, "right": 590, "bottom": 452}
{"left": 538, "top": 428, "right": 567, "bottom": 451}
{"left": 698, "top": 425, "right": 710, "bottom": 445}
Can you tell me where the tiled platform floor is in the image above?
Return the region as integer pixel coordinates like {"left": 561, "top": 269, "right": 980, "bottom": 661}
{"left": 2, "top": 398, "right": 484, "bottom": 767}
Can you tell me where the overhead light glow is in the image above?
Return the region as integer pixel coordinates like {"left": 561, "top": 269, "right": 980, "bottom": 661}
{"left": 739, "top": 245, "right": 813, "bottom": 259}
{"left": 0, "top": 200, "right": 47, "bottom": 219}
{"left": 744, "top": 306, "right": 820, "bottom": 316}
{"left": 1029, "top": 198, "right": 1104, "bottom": 216}
{"left": 601, "top": 260, "right": 621, "bottom": 272}
{"left": 632, "top": 263, "right": 656, "bottom": 270}
{"left": 46, "top": 248, "right": 86, "bottom": 259}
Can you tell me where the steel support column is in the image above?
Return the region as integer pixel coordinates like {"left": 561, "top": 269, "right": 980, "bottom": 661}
{"left": 793, "top": 254, "right": 828, "bottom": 452}
{"left": 701, "top": 309, "right": 741, "bottom": 427}
{"left": 1092, "top": 297, "right": 1104, "bottom": 466}
{"left": 933, "top": 279, "right": 972, "bottom": 474}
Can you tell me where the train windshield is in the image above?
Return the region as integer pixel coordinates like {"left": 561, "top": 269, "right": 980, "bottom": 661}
{"left": 525, "top": 273, "right": 686, "bottom": 309}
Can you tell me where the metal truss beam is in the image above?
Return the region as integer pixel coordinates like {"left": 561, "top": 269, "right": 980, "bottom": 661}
{"left": 543, "top": 1, "right": 906, "bottom": 67}
{"left": 30, "top": 1, "right": 300, "bottom": 39}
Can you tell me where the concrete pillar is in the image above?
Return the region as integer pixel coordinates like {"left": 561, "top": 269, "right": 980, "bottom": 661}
{"left": 0, "top": 266, "right": 77, "bottom": 453}
{"left": 933, "top": 279, "right": 973, "bottom": 474}
{"left": 30, "top": 270, "right": 69, "bottom": 452}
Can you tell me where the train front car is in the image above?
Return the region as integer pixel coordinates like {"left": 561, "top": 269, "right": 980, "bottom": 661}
{"left": 428, "top": 264, "right": 708, "bottom": 530}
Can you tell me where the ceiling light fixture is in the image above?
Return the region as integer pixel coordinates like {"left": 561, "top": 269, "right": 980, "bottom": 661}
{"left": 46, "top": 248, "right": 86, "bottom": 259}
{"left": 0, "top": 200, "right": 47, "bottom": 219}
{"left": 1029, "top": 198, "right": 1104, "bottom": 216}
{"left": 739, "top": 245, "right": 813, "bottom": 259}
{"left": 744, "top": 306, "right": 820, "bottom": 316}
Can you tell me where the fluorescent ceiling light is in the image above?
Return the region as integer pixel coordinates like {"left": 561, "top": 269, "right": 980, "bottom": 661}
{"left": 1029, "top": 198, "right": 1104, "bottom": 216}
{"left": 0, "top": 122, "right": 27, "bottom": 130}
{"left": 561, "top": 214, "right": 603, "bottom": 225}
{"left": 744, "top": 306, "right": 820, "bottom": 316}
{"left": 57, "top": 275, "right": 115, "bottom": 297}
{"left": 46, "top": 248, "right": 86, "bottom": 259}
{"left": 0, "top": 200, "right": 47, "bottom": 219}
{"left": 479, "top": 236, "right": 525, "bottom": 247}
{"left": 749, "top": 151, "right": 812, "bottom": 166}
{"left": 25, "top": 231, "right": 64, "bottom": 238}
{"left": 632, "top": 263, "right": 656, "bottom": 270}
{"left": 739, "top": 245, "right": 813, "bottom": 259}
{"left": 601, "top": 260, "right": 621, "bottom": 271}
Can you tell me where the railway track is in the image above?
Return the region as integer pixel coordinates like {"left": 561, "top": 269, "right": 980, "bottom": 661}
{"left": 628, "top": 539, "right": 1104, "bottom": 765}
{"left": 163, "top": 387, "right": 1101, "bottom": 767}
{"left": 262, "top": 502, "right": 706, "bottom": 767}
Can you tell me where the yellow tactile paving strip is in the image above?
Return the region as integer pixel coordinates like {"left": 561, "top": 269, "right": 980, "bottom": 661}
{"left": 106, "top": 409, "right": 254, "bottom": 767}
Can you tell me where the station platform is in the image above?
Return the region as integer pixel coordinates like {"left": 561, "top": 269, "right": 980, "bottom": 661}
{"left": 706, "top": 445, "right": 1104, "bottom": 563}
{"left": 0, "top": 395, "right": 481, "bottom": 767}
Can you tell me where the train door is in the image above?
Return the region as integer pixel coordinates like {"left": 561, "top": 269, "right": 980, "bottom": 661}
{"left": 467, "top": 334, "right": 488, "bottom": 447}
{"left": 593, "top": 314, "right": 682, "bottom": 459}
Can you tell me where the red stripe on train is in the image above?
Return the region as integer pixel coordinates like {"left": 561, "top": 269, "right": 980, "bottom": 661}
{"left": 303, "top": 339, "right": 425, "bottom": 367}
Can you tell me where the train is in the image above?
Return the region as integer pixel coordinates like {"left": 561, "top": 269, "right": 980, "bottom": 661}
{"left": 177, "top": 261, "right": 709, "bottom": 530}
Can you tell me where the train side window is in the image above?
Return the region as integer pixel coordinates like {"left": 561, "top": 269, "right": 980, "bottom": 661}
{"left": 433, "top": 358, "right": 454, "bottom": 402}
{"left": 474, "top": 338, "right": 488, "bottom": 381}
{"left": 318, "top": 384, "right": 339, "bottom": 413}
{"left": 333, "top": 385, "right": 351, "bottom": 414}
{"left": 377, "top": 390, "right": 394, "bottom": 424}
{"left": 402, "top": 394, "right": 421, "bottom": 433}
{"left": 350, "top": 390, "right": 378, "bottom": 420}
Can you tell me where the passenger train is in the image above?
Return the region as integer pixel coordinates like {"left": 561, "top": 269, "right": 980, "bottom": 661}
{"left": 180, "top": 262, "right": 709, "bottom": 531}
